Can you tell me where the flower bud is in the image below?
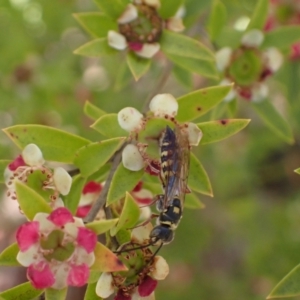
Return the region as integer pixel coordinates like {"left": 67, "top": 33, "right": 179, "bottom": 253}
{"left": 149, "top": 94, "right": 178, "bottom": 117}
{"left": 122, "top": 144, "right": 144, "bottom": 171}
{"left": 22, "top": 144, "right": 45, "bottom": 166}
{"left": 53, "top": 167, "right": 72, "bottom": 196}
{"left": 118, "top": 107, "right": 144, "bottom": 132}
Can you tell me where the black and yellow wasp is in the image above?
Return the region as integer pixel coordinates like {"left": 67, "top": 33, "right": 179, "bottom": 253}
{"left": 149, "top": 124, "right": 190, "bottom": 245}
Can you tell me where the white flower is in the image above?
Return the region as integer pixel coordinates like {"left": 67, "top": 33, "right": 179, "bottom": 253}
{"left": 149, "top": 94, "right": 178, "bottom": 117}
{"left": 117, "top": 107, "right": 144, "bottom": 132}
{"left": 122, "top": 144, "right": 144, "bottom": 171}
{"left": 241, "top": 29, "right": 264, "bottom": 48}
{"left": 135, "top": 43, "right": 160, "bottom": 59}
{"left": 166, "top": 17, "right": 185, "bottom": 32}
{"left": 251, "top": 83, "right": 269, "bottom": 102}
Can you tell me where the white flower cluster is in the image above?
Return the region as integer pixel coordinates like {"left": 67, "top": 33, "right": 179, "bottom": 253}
{"left": 117, "top": 93, "right": 203, "bottom": 171}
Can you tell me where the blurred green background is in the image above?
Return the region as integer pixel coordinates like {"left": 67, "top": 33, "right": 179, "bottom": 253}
{"left": 1, "top": 0, "right": 300, "bottom": 299}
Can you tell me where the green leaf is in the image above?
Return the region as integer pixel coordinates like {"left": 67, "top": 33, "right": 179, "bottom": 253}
{"left": 185, "top": 192, "right": 205, "bottom": 209}
{"left": 294, "top": 168, "right": 300, "bottom": 175}
{"left": 164, "top": 53, "right": 219, "bottom": 79}
{"left": 64, "top": 175, "right": 87, "bottom": 214}
{"left": 45, "top": 288, "right": 67, "bottom": 300}
{"left": 176, "top": 85, "right": 233, "bottom": 122}
{"left": 89, "top": 163, "right": 111, "bottom": 182}
{"left": 74, "top": 137, "right": 125, "bottom": 177}
{"left": 3, "top": 125, "right": 90, "bottom": 163}
{"left": 91, "top": 114, "right": 128, "bottom": 138}
{"left": 16, "top": 182, "right": 52, "bottom": 220}
{"left": 0, "top": 243, "right": 20, "bottom": 266}
{"left": 188, "top": 153, "right": 213, "bottom": 197}
{"left": 126, "top": 52, "right": 151, "bottom": 81}
{"left": 0, "top": 282, "right": 44, "bottom": 300}
{"left": 74, "top": 38, "right": 118, "bottom": 57}
{"left": 0, "top": 160, "right": 10, "bottom": 183}
{"left": 91, "top": 242, "right": 127, "bottom": 272}
{"left": 84, "top": 101, "right": 106, "bottom": 121}
{"left": 158, "top": 0, "right": 183, "bottom": 19}
{"left": 251, "top": 100, "right": 294, "bottom": 144}
{"left": 246, "top": 0, "right": 268, "bottom": 30}
{"left": 110, "top": 192, "right": 140, "bottom": 236}
{"left": 172, "top": 64, "right": 193, "bottom": 88}
{"left": 116, "top": 228, "right": 131, "bottom": 245}
{"left": 160, "top": 30, "right": 214, "bottom": 61}
{"left": 262, "top": 26, "right": 300, "bottom": 50}
{"left": 267, "top": 264, "right": 300, "bottom": 299}
{"left": 93, "top": 0, "right": 128, "bottom": 19}
{"left": 86, "top": 219, "right": 119, "bottom": 235}
{"left": 206, "top": 0, "right": 227, "bottom": 41}
{"left": 198, "top": 119, "right": 250, "bottom": 145}
{"left": 107, "top": 164, "right": 144, "bottom": 205}
{"left": 114, "top": 61, "right": 133, "bottom": 91}
{"left": 84, "top": 282, "right": 100, "bottom": 300}
{"left": 73, "top": 12, "right": 117, "bottom": 38}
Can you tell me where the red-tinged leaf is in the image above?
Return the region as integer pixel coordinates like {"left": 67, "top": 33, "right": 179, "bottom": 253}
{"left": 91, "top": 242, "right": 127, "bottom": 272}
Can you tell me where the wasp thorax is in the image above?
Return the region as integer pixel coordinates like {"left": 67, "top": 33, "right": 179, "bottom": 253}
{"left": 119, "top": 4, "right": 163, "bottom": 44}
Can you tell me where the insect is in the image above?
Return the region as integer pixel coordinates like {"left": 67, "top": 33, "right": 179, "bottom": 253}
{"left": 149, "top": 124, "right": 190, "bottom": 246}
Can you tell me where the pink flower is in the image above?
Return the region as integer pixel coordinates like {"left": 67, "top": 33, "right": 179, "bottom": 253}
{"left": 16, "top": 207, "right": 97, "bottom": 289}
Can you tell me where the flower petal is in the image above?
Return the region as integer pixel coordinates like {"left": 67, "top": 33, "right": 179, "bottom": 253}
{"left": 263, "top": 47, "right": 283, "bottom": 72}
{"left": 108, "top": 30, "right": 127, "bottom": 50}
{"left": 241, "top": 29, "right": 264, "bottom": 48}
{"left": 16, "top": 221, "right": 39, "bottom": 251}
{"left": 17, "top": 244, "right": 42, "bottom": 266}
{"left": 27, "top": 261, "right": 55, "bottom": 289}
{"left": 144, "top": 0, "right": 160, "bottom": 8}
{"left": 166, "top": 17, "right": 185, "bottom": 32}
{"left": 76, "top": 205, "right": 92, "bottom": 218}
{"left": 118, "top": 4, "right": 138, "bottom": 24}
{"left": 47, "top": 207, "right": 74, "bottom": 227}
{"left": 53, "top": 167, "right": 72, "bottom": 196}
{"left": 33, "top": 212, "right": 55, "bottom": 234}
{"left": 216, "top": 47, "right": 232, "bottom": 72}
{"left": 133, "top": 188, "right": 153, "bottom": 205}
{"left": 122, "top": 144, "right": 144, "bottom": 171}
{"left": 53, "top": 197, "right": 65, "bottom": 209}
{"left": 149, "top": 93, "right": 178, "bottom": 117}
{"left": 151, "top": 256, "right": 169, "bottom": 280}
{"left": 250, "top": 83, "right": 269, "bottom": 102}
{"left": 22, "top": 144, "right": 45, "bottom": 167}
{"left": 131, "top": 223, "right": 152, "bottom": 243}
{"left": 74, "top": 248, "right": 95, "bottom": 266}
{"left": 8, "top": 155, "right": 26, "bottom": 171}
{"left": 135, "top": 43, "right": 160, "bottom": 58}
{"left": 186, "top": 123, "right": 203, "bottom": 146}
{"left": 96, "top": 272, "right": 115, "bottom": 298}
{"left": 83, "top": 181, "right": 102, "bottom": 194}
{"left": 51, "top": 263, "right": 69, "bottom": 289}
{"left": 67, "top": 263, "right": 90, "bottom": 287}
{"left": 118, "top": 107, "right": 144, "bottom": 132}
{"left": 76, "top": 227, "right": 97, "bottom": 253}
{"left": 138, "top": 276, "right": 157, "bottom": 297}
{"left": 220, "top": 79, "right": 236, "bottom": 102}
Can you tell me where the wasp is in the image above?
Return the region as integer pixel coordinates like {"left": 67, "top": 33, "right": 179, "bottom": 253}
{"left": 149, "top": 125, "right": 190, "bottom": 245}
